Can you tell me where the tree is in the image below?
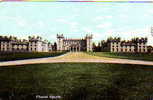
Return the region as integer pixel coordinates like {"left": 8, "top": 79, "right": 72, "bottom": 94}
{"left": 92, "top": 42, "right": 97, "bottom": 52}
{"left": 53, "top": 42, "right": 57, "bottom": 51}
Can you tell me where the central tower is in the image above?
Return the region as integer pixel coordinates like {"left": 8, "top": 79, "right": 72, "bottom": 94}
{"left": 57, "top": 34, "right": 64, "bottom": 51}
{"left": 56, "top": 34, "right": 93, "bottom": 52}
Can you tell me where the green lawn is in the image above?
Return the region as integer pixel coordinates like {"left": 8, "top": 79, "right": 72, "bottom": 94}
{"left": 0, "top": 63, "right": 153, "bottom": 100}
{"left": 87, "top": 52, "right": 153, "bottom": 61}
{"left": 0, "top": 51, "right": 66, "bottom": 61}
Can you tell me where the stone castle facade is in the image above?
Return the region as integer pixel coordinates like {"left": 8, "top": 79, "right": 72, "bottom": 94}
{"left": 0, "top": 36, "right": 53, "bottom": 52}
{"left": 0, "top": 34, "right": 93, "bottom": 52}
{"left": 0, "top": 34, "right": 150, "bottom": 53}
{"left": 57, "top": 34, "right": 92, "bottom": 52}
{"left": 101, "top": 37, "right": 148, "bottom": 53}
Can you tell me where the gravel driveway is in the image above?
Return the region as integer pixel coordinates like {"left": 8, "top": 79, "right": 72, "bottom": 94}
{"left": 0, "top": 52, "right": 153, "bottom": 66}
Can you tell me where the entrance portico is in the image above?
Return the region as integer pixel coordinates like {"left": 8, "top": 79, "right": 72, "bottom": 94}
{"left": 69, "top": 45, "right": 81, "bottom": 52}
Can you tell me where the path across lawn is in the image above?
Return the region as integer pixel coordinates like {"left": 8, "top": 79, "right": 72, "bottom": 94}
{"left": 0, "top": 52, "right": 153, "bottom": 66}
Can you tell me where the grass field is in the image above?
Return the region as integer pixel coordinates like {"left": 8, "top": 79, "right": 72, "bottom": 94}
{"left": 0, "top": 51, "right": 66, "bottom": 61}
{"left": 87, "top": 52, "right": 153, "bottom": 61}
{"left": 0, "top": 63, "right": 153, "bottom": 100}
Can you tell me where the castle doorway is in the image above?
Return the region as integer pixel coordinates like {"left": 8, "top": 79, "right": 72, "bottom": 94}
{"left": 70, "top": 45, "right": 80, "bottom": 52}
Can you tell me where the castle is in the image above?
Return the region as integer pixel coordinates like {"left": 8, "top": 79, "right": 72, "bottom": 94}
{"left": 100, "top": 37, "right": 148, "bottom": 53}
{"left": 0, "top": 36, "right": 53, "bottom": 52}
{"left": 0, "top": 34, "right": 150, "bottom": 53}
{"left": 0, "top": 34, "right": 92, "bottom": 52}
{"left": 57, "top": 34, "right": 92, "bottom": 52}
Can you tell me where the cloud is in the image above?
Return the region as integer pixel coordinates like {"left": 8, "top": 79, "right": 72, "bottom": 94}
{"left": 94, "top": 16, "right": 104, "bottom": 21}
{"left": 56, "top": 18, "right": 79, "bottom": 32}
{"left": 82, "top": 27, "right": 92, "bottom": 33}
{"left": 17, "top": 17, "right": 29, "bottom": 27}
{"left": 0, "top": 16, "right": 30, "bottom": 28}
{"left": 147, "top": 9, "right": 153, "bottom": 14}
{"left": 56, "top": 19, "right": 67, "bottom": 23}
{"left": 93, "top": 16, "right": 112, "bottom": 22}
{"left": 56, "top": 18, "right": 78, "bottom": 26}
{"left": 105, "top": 16, "right": 112, "bottom": 19}
{"left": 36, "top": 21, "right": 45, "bottom": 29}
{"left": 118, "top": 14, "right": 128, "bottom": 19}
{"left": 96, "top": 22, "right": 112, "bottom": 29}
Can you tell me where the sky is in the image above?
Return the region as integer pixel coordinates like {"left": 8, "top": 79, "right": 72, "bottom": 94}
{"left": 0, "top": 2, "right": 153, "bottom": 45}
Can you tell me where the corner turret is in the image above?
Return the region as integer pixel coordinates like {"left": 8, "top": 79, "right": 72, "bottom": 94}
{"left": 57, "top": 34, "right": 64, "bottom": 51}
{"left": 85, "top": 34, "right": 93, "bottom": 52}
